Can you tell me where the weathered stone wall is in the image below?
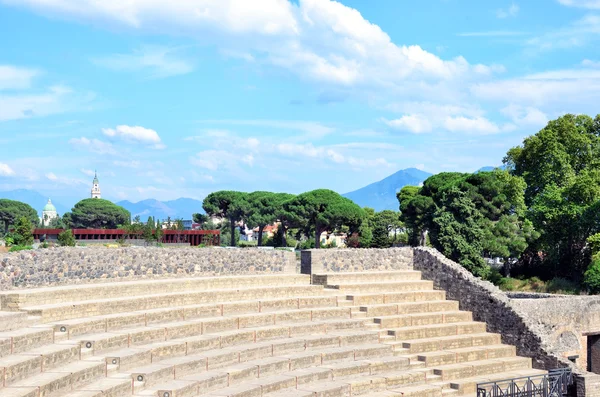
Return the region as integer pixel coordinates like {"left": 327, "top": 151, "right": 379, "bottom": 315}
{"left": 413, "top": 247, "right": 570, "bottom": 370}
{"left": 0, "top": 247, "right": 296, "bottom": 290}
{"left": 300, "top": 248, "right": 413, "bottom": 274}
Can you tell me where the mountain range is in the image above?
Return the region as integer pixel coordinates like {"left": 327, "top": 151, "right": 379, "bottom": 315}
{"left": 342, "top": 168, "right": 433, "bottom": 211}
{"left": 1, "top": 166, "right": 503, "bottom": 218}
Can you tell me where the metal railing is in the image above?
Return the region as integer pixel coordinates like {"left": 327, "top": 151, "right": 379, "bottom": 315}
{"left": 477, "top": 368, "right": 573, "bottom": 397}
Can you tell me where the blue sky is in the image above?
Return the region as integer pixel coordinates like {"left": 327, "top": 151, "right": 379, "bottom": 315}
{"left": 1, "top": 0, "right": 600, "bottom": 205}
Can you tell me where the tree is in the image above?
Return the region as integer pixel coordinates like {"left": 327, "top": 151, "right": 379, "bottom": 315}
{"left": 192, "top": 213, "right": 209, "bottom": 227}
{"left": 13, "top": 216, "right": 33, "bottom": 246}
{"left": 0, "top": 199, "right": 38, "bottom": 234}
{"left": 142, "top": 216, "right": 154, "bottom": 245}
{"left": 57, "top": 229, "right": 76, "bottom": 247}
{"left": 203, "top": 191, "right": 248, "bottom": 247}
{"left": 371, "top": 222, "right": 390, "bottom": 248}
{"left": 155, "top": 218, "right": 163, "bottom": 243}
{"left": 245, "top": 191, "right": 294, "bottom": 246}
{"left": 399, "top": 170, "right": 530, "bottom": 277}
{"left": 63, "top": 199, "right": 130, "bottom": 229}
{"left": 505, "top": 114, "right": 600, "bottom": 279}
{"left": 272, "top": 193, "right": 296, "bottom": 247}
{"left": 284, "top": 189, "right": 364, "bottom": 248}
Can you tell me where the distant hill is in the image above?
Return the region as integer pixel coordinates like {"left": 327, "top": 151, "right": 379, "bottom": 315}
{"left": 477, "top": 165, "right": 507, "bottom": 172}
{"left": 0, "top": 189, "right": 69, "bottom": 216}
{"left": 343, "top": 168, "right": 432, "bottom": 211}
{"left": 116, "top": 198, "right": 203, "bottom": 220}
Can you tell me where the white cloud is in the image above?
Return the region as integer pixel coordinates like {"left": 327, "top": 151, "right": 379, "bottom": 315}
{"left": 0, "top": 65, "right": 39, "bottom": 90}
{"left": 102, "top": 125, "right": 164, "bottom": 147}
{"left": 414, "top": 164, "right": 426, "bottom": 171}
{"left": 526, "top": 14, "right": 600, "bottom": 51}
{"left": 113, "top": 160, "right": 141, "bottom": 168}
{"left": 0, "top": 84, "right": 89, "bottom": 122}
{"left": 92, "top": 46, "right": 194, "bottom": 78}
{"left": 457, "top": 31, "right": 527, "bottom": 37}
{"left": 80, "top": 168, "right": 96, "bottom": 177}
{"left": 1, "top": 0, "right": 501, "bottom": 93}
{"left": 383, "top": 115, "right": 433, "bottom": 134}
{"left": 0, "top": 163, "right": 15, "bottom": 176}
{"left": 443, "top": 116, "right": 507, "bottom": 135}
{"left": 198, "top": 119, "right": 335, "bottom": 138}
{"left": 501, "top": 104, "right": 549, "bottom": 127}
{"left": 557, "top": 0, "right": 600, "bottom": 9}
{"left": 242, "top": 154, "right": 255, "bottom": 166}
{"left": 45, "top": 172, "right": 58, "bottom": 181}
{"left": 69, "top": 137, "right": 117, "bottom": 155}
{"left": 496, "top": 3, "right": 520, "bottom": 18}
{"left": 582, "top": 59, "right": 600, "bottom": 67}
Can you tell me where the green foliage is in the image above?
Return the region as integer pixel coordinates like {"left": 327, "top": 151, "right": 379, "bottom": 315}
{"left": 237, "top": 240, "right": 257, "bottom": 248}
{"left": 587, "top": 233, "right": 600, "bottom": 257}
{"left": 585, "top": 260, "right": 600, "bottom": 294}
{"left": 371, "top": 222, "right": 390, "bottom": 248}
{"left": 0, "top": 199, "right": 38, "bottom": 234}
{"left": 57, "top": 230, "right": 76, "bottom": 247}
{"left": 64, "top": 199, "right": 130, "bottom": 229}
{"left": 9, "top": 245, "right": 33, "bottom": 252}
{"left": 284, "top": 189, "right": 364, "bottom": 248}
{"left": 13, "top": 216, "right": 33, "bottom": 246}
{"left": 505, "top": 114, "right": 600, "bottom": 280}
{"left": 203, "top": 191, "right": 248, "bottom": 247}
{"left": 155, "top": 219, "right": 163, "bottom": 242}
{"left": 399, "top": 170, "right": 530, "bottom": 277}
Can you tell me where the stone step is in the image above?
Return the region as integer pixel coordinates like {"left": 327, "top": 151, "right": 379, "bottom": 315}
{"left": 6, "top": 360, "right": 105, "bottom": 397}
{"left": 401, "top": 333, "right": 502, "bottom": 354}
{"left": 389, "top": 384, "right": 443, "bottom": 397}
{"left": 0, "top": 312, "right": 30, "bottom": 332}
{"left": 0, "top": 327, "right": 55, "bottom": 355}
{"left": 432, "top": 357, "right": 532, "bottom": 381}
{"left": 327, "top": 281, "right": 434, "bottom": 294}
{"left": 387, "top": 322, "right": 487, "bottom": 341}
{"left": 360, "top": 301, "right": 460, "bottom": 317}
{"left": 23, "top": 285, "right": 327, "bottom": 323}
{"left": 0, "top": 274, "right": 311, "bottom": 309}
{"left": 375, "top": 311, "right": 473, "bottom": 329}
{"left": 312, "top": 271, "right": 423, "bottom": 285}
{"left": 64, "top": 377, "right": 133, "bottom": 397}
{"left": 449, "top": 368, "right": 548, "bottom": 395}
{"left": 0, "top": 343, "right": 81, "bottom": 386}
{"left": 52, "top": 296, "right": 343, "bottom": 338}
{"left": 345, "top": 291, "right": 446, "bottom": 306}
{"left": 417, "top": 345, "right": 516, "bottom": 366}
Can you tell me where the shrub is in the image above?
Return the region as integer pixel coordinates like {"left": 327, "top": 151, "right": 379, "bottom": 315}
{"left": 585, "top": 260, "right": 600, "bottom": 294}
{"left": 9, "top": 245, "right": 33, "bottom": 252}
{"left": 237, "top": 240, "right": 257, "bottom": 248}
{"left": 13, "top": 217, "right": 33, "bottom": 246}
{"left": 57, "top": 230, "right": 76, "bottom": 247}
{"left": 547, "top": 277, "right": 579, "bottom": 294}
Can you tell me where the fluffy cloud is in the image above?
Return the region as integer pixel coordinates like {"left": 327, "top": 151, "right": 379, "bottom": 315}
{"left": 501, "top": 104, "right": 549, "bottom": 127}
{"left": 0, "top": 163, "right": 15, "bottom": 177}
{"left": 383, "top": 115, "right": 433, "bottom": 134}
{"left": 69, "top": 137, "right": 117, "bottom": 155}
{"left": 92, "top": 46, "right": 194, "bottom": 78}
{"left": 443, "top": 116, "right": 509, "bottom": 135}
{"left": 102, "top": 125, "right": 164, "bottom": 148}
{"left": 0, "top": 65, "right": 38, "bottom": 90}
{"left": 557, "top": 0, "right": 600, "bottom": 9}
{"left": 496, "top": 3, "right": 519, "bottom": 18}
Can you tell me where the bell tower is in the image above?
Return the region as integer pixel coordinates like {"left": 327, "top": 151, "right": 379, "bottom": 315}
{"left": 91, "top": 171, "right": 101, "bottom": 199}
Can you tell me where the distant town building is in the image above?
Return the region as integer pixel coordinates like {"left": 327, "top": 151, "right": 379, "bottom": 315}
{"left": 91, "top": 171, "right": 101, "bottom": 199}
{"left": 40, "top": 198, "right": 59, "bottom": 225}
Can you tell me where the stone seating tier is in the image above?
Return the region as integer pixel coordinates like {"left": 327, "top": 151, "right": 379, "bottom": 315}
{"left": 0, "top": 269, "right": 546, "bottom": 397}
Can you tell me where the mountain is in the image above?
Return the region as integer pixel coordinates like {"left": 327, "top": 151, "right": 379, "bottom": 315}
{"left": 477, "top": 165, "right": 507, "bottom": 172}
{"left": 0, "top": 189, "right": 69, "bottom": 216}
{"left": 343, "top": 168, "right": 433, "bottom": 211}
{"left": 116, "top": 198, "right": 203, "bottom": 220}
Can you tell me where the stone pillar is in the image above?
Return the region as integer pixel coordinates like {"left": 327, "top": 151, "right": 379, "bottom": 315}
{"left": 575, "top": 372, "right": 600, "bottom": 397}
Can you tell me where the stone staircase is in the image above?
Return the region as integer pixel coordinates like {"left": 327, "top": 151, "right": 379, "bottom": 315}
{"left": 0, "top": 271, "right": 546, "bottom": 397}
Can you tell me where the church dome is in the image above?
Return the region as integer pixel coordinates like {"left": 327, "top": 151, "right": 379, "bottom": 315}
{"left": 43, "top": 199, "right": 56, "bottom": 213}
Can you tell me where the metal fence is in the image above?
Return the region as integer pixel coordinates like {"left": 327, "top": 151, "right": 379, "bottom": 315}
{"left": 477, "top": 368, "right": 573, "bottom": 397}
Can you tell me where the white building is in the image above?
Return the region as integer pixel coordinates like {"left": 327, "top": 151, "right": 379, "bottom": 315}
{"left": 40, "top": 198, "right": 59, "bottom": 226}
{"left": 91, "top": 171, "right": 101, "bottom": 199}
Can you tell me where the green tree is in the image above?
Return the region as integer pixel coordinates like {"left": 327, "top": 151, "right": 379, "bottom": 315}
{"left": 0, "top": 199, "right": 38, "bottom": 234}
{"left": 63, "top": 199, "right": 130, "bottom": 229}
{"left": 505, "top": 114, "right": 600, "bottom": 279}
{"left": 57, "top": 229, "right": 76, "bottom": 247}
{"left": 155, "top": 218, "right": 163, "bottom": 243}
{"left": 371, "top": 222, "right": 390, "bottom": 248}
{"left": 245, "top": 191, "right": 294, "bottom": 246}
{"left": 203, "top": 191, "right": 248, "bottom": 247}
{"left": 192, "top": 213, "right": 209, "bottom": 228}
{"left": 142, "top": 216, "right": 154, "bottom": 245}
{"left": 13, "top": 216, "right": 34, "bottom": 246}
{"left": 284, "top": 189, "right": 364, "bottom": 248}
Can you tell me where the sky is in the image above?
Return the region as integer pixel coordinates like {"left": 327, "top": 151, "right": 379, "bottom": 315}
{"left": 1, "top": 0, "right": 600, "bottom": 205}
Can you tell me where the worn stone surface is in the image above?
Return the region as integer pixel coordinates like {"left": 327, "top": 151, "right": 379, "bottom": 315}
{"left": 0, "top": 247, "right": 296, "bottom": 289}
{"left": 300, "top": 248, "right": 413, "bottom": 274}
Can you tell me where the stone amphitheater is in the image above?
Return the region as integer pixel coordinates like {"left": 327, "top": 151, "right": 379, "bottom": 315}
{"left": 0, "top": 247, "right": 598, "bottom": 397}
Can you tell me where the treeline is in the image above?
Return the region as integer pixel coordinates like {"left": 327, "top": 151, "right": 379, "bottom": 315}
{"left": 196, "top": 189, "right": 404, "bottom": 249}
{"left": 400, "top": 114, "right": 600, "bottom": 291}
